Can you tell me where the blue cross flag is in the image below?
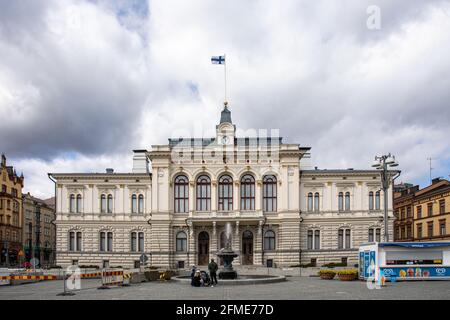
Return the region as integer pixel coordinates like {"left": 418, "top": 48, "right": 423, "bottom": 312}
{"left": 211, "top": 55, "right": 225, "bottom": 64}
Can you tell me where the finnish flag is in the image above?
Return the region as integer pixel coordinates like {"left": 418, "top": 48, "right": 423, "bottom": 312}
{"left": 211, "top": 55, "right": 225, "bottom": 64}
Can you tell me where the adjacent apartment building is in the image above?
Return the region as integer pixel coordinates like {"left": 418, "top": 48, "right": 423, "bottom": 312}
{"left": 22, "top": 194, "right": 57, "bottom": 267}
{"left": 49, "top": 104, "right": 396, "bottom": 269}
{"left": 0, "top": 154, "right": 24, "bottom": 266}
{"left": 394, "top": 178, "right": 450, "bottom": 242}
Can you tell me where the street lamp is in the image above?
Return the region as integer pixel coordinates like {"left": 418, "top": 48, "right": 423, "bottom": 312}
{"left": 372, "top": 153, "right": 399, "bottom": 242}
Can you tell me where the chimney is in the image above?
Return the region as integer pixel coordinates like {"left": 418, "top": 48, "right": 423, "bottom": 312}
{"left": 106, "top": 168, "right": 114, "bottom": 174}
{"left": 132, "top": 150, "right": 149, "bottom": 174}
{"left": 432, "top": 177, "right": 441, "bottom": 185}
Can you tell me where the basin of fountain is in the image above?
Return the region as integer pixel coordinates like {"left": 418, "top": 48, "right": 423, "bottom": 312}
{"left": 172, "top": 222, "right": 286, "bottom": 285}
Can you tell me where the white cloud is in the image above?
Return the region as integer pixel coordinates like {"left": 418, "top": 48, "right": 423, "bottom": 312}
{"left": 1, "top": 0, "right": 449, "bottom": 198}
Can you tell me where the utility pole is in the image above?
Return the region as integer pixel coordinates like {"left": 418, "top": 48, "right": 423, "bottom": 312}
{"left": 427, "top": 157, "right": 434, "bottom": 185}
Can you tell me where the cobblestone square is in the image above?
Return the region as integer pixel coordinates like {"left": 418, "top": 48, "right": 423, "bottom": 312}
{"left": 1, "top": 277, "right": 449, "bottom": 300}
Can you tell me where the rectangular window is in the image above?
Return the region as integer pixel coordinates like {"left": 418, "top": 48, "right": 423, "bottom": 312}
{"left": 138, "top": 232, "right": 144, "bottom": 252}
{"left": 440, "top": 200, "right": 445, "bottom": 215}
{"left": 417, "top": 206, "right": 422, "bottom": 219}
{"left": 341, "top": 257, "right": 348, "bottom": 266}
{"left": 314, "top": 230, "right": 320, "bottom": 250}
{"left": 369, "top": 229, "right": 374, "bottom": 242}
{"left": 70, "top": 232, "right": 75, "bottom": 250}
{"left": 345, "top": 229, "right": 351, "bottom": 248}
{"left": 131, "top": 232, "right": 137, "bottom": 252}
{"left": 376, "top": 228, "right": 381, "bottom": 242}
{"left": 100, "top": 232, "right": 106, "bottom": 251}
{"left": 417, "top": 224, "right": 422, "bottom": 239}
{"left": 338, "top": 229, "right": 344, "bottom": 249}
{"left": 76, "top": 232, "right": 82, "bottom": 251}
{"left": 401, "top": 208, "right": 405, "bottom": 220}
{"left": 407, "top": 225, "right": 412, "bottom": 238}
{"left": 310, "top": 258, "right": 317, "bottom": 267}
{"left": 427, "top": 203, "right": 433, "bottom": 217}
{"left": 440, "top": 220, "right": 446, "bottom": 236}
{"left": 307, "top": 230, "right": 313, "bottom": 250}
{"left": 428, "top": 222, "right": 433, "bottom": 238}
{"left": 407, "top": 207, "right": 411, "bottom": 218}
{"left": 107, "top": 232, "right": 113, "bottom": 251}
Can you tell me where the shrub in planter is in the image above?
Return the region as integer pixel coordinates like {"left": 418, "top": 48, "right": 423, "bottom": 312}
{"left": 337, "top": 269, "right": 358, "bottom": 281}
{"left": 318, "top": 269, "right": 336, "bottom": 280}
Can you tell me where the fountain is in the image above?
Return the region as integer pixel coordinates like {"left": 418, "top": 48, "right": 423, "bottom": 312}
{"left": 217, "top": 222, "right": 238, "bottom": 279}
{"left": 173, "top": 222, "right": 286, "bottom": 285}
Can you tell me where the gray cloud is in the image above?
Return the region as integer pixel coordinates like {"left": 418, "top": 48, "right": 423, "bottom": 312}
{"left": 0, "top": 0, "right": 449, "bottom": 198}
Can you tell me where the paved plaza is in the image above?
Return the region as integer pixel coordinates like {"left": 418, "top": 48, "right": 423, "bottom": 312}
{"left": 1, "top": 277, "right": 450, "bottom": 300}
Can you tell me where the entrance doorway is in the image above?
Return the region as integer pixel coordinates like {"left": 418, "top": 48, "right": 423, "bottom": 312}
{"left": 242, "top": 230, "right": 253, "bottom": 265}
{"left": 198, "top": 231, "right": 209, "bottom": 265}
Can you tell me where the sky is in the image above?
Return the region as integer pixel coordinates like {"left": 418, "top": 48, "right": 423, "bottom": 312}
{"left": 1, "top": 0, "right": 449, "bottom": 199}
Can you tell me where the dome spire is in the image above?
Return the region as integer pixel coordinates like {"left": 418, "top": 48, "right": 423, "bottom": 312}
{"left": 220, "top": 101, "right": 232, "bottom": 124}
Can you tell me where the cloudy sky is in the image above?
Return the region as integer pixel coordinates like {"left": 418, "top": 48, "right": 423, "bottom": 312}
{"left": 1, "top": 0, "right": 449, "bottom": 199}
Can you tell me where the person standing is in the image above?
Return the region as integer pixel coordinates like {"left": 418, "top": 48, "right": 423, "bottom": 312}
{"left": 208, "top": 259, "right": 218, "bottom": 286}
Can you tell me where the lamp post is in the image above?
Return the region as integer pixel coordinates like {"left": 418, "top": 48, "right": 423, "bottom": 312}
{"left": 372, "top": 153, "right": 399, "bottom": 242}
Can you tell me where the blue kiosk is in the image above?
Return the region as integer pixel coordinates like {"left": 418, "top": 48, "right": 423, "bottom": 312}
{"left": 359, "top": 242, "right": 450, "bottom": 282}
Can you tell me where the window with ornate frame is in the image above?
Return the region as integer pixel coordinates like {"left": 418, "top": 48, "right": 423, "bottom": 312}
{"left": 196, "top": 175, "right": 211, "bottom": 211}
{"left": 240, "top": 174, "right": 255, "bottom": 210}
{"left": 174, "top": 175, "right": 189, "bottom": 213}
{"left": 263, "top": 175, "right": 277, "bottom": 212}
{"left": 218, "top": 175, "right": 233, "bottom": 211}
{"left": 264, "top": 230, "right": 276, "bottom": 250}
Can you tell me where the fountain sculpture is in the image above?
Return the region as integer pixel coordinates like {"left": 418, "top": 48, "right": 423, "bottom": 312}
{"left": 217, "top": 223, "right": 238, "bottom": 279}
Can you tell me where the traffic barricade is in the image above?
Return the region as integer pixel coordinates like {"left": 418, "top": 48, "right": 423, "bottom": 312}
{"left": 98, "top": 268, "right": 124, "bottom": 289}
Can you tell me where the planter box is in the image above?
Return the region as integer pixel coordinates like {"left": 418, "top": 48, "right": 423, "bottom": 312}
{"left": 319, "top": 273, "right": 336, "bottom": 280}
{"left": 338, "top": 274, "right": 357, "bottom": 281}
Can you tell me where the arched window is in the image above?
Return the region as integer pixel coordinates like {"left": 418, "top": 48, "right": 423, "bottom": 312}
{"left": 218, "top": 175, "right": 233, "bottom": 211}
{"left": 69, "top": 194, "right": 75, "bottom": 213}
{"left": 375, "top": 191, "right": 381, "bottom": 210}
{"left": 369, "top": 192, "right": 374, "bottom": 211}
{"left": 107, "top": 195, "right": 113, "bottom": 213}
{"left": 100, "top": 194, "right": 107, "bottom": 213}
{"left": 345, "top": 192, "right": 350, "bottom": 211}
{"left": 240, "top": 174, "right": 255, "bottom": 210}
{"left": 174, "top": 175, "right": 189, "bottom": 213}
{"left": 338, "top": 192, "right": 344, "bottom": 211}
{"left": 307, "top": 193, "right": 313, "bottom": 211}
{"left": 196, "top": 175, "right": 211, "bottom": 211}
{"left": 264, "top": 230, "right": 276, "bottom": 250}
{"left": 314, "top": 193, "right": 320, "bottom": 212}
{"left": 176, "top": 231, "right": 187, "bottom": 252}
{"left": 138, "top": 194, "right": 144, "bottom": 213}
{"left": 263, "top": 175, "right": 277, "bottom": 212}
{"left": 131, "top": 194, "right": 137, "bottom": 213}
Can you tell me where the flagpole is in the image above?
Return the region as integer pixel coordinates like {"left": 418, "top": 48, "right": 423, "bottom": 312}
{"left": 224, "top": 54, "right": 227, "bottom": 105}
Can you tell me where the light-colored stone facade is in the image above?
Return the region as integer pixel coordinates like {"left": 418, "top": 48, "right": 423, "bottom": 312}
{"left": 50, "top": 105, "right": 394, "bottom": 269}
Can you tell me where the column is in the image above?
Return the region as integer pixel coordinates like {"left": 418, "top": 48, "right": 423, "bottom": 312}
{"left": 211, "top": 181, "right": 217, "bottom": 213}
{"left": 188, "top": 221, "right": 195, "bottom": 266}
{"left": 233, "top": 221, "right": 240, "bottom": 265}
{"left": 189, "top": 182, "right": 195, "bottom": 216}
{"left": 254, "top": 220, "right": 263, "bottom": 265}
{"left": 211, "top": 221, "right": 218, "bottom": 261}
{"left": 255, "top": 180, "right": 262, "bottom": 211}
{"left": 234, "top": 182, "right": 240, "bottom": 212}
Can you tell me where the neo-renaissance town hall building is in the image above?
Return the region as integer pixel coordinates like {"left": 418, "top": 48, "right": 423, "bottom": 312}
{"left": 49, "top": 104, "right": 394, "bottom": 269}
